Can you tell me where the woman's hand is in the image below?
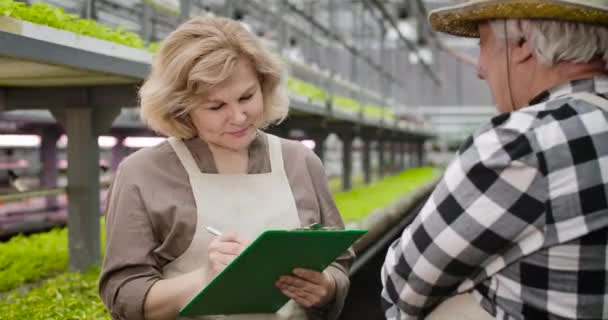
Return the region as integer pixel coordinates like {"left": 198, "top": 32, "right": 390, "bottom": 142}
{"left": 275, "top": 268, "right": 336, "bottom": 308}
{"left": 206, "top": 232, "right": 247, "bottom": 279}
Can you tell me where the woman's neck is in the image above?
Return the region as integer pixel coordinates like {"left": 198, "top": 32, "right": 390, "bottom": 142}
{"left": 207, "top": 142, "right": 249, "bottom": 174}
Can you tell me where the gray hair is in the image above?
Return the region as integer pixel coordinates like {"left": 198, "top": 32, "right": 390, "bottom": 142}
{"left": 490, "top": 19, "right": 608, "bottom": 69}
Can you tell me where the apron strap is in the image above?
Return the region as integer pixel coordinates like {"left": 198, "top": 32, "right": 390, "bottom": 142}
{"left": 266, "top": 134, "right": 285, "bottom": 176}
{"left": 167, "top": 137, "right": 202, "bottom": 179}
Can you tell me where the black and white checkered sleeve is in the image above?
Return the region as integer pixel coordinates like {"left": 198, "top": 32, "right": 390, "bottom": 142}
{"left": 381, "top": 112, "right": 547, "bottom": 319}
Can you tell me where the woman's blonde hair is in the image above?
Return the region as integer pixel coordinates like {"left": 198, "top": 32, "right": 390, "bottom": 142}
{"left": 139, "top": 16, "right": 289, "bottom": 138}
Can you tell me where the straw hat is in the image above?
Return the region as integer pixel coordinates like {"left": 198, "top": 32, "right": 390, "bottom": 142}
{"left": 429, "top": 0, "right": 608, "bottom": 37}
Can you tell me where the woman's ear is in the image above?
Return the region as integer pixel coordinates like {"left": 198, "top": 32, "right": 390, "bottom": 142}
{"left": 511, "top": 38, "right": 533, "bottom": 64}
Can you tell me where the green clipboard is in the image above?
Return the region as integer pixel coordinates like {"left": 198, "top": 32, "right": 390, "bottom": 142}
{"left": 179, "top": 229, "right": 367, "bottom": 317}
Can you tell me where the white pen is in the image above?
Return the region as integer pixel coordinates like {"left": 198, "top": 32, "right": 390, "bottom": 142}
{"left": 205, "top": 226, "right": 222, "bottom": 236}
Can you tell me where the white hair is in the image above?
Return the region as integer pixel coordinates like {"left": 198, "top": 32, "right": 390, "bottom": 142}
{"left": 490, "top": 19, "right": 608, "bottom": 69}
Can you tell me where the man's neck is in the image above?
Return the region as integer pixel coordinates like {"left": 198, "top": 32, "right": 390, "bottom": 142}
{"left": 521, "top": 60, "right": 606, "bottom": 107}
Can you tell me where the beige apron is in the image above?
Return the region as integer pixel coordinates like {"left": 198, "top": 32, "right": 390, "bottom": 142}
{"left": 427, "top": 293, "right": 493, "bottom": 320}
{"left": 165, "top": 134, "right": 308, "bottom": 320}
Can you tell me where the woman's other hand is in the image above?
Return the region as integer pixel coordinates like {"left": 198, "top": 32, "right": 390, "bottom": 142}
{"left": 275, "top": 268, "right": 336, "bottom": 308}
{"left": 206, "top": 232, "right": 247, "bottom": 278}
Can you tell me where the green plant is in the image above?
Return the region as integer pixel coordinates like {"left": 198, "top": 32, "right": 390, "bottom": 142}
{"left": 0, "top": 168, "right": 435, "bottom": 295}
{"left": 0, "top": 0, "right": 156, "bottom": 51}
{"left": 332, "top": 96, "right": 360, "bottom": 112}
{"left": 0, "top": 168, "right": 437, "bottom": 318}
{"left": 362, "top": 104, "right": 396, "bottom": 120}
{"left": 287, "top": 77, "right": 328, "bottom": 103}
{"left": 363, "top": 104, "right": 385, "bottom": 118}
{"left": 148, "top": 41, "right": 161, "bottom": 52}
{"left": 328, "top": 174, "right": 368, "bottom": 194}
{"left": 0, "top": 228, "right": 68, "bottom": 293}
{"left": 142, "top": 0, "right": 179, "bottom": 16}
{"left": 0, "top": 219, "right": 106, "bottom": 293}
{"left": 0, "top": 266, "right": 110, "bottom": 319}
{"left": 334, "top": 167, "right": 439, "bottom": 223}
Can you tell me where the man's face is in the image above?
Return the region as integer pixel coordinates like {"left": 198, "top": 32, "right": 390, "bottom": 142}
{"left": 477, "top": 22, "right": 513, "bottom": 113}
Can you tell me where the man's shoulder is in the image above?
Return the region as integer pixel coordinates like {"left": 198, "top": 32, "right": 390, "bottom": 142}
{"left": 524, "top": 91, "right": 607, "bottom": 119}
{"left": 470, "top": 92, "right": 606, "bottom": 148}
{"left": 524, "top": 92, "right": 608, "bottom": 150}
{"left": 461, "top": 110, "right": 538, "bottom": 155}
{"left": 459, "top": 91, "right": 608, "bottom": 169}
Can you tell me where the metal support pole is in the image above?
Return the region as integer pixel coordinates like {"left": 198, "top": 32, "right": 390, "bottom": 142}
{"left": 278, "top": 1, "right": 288, "bottom": 51}
{"left": 389, "top": 138, "right": 397, "bottom": 173}
{"left": 417, "top": 142, "right": 425, "bottom": 166}
{"left": 307, "top": 1, "right": 320, "bottom": 67}
{"left": 399, "top": 141, "right": 405, "bottom": 170}
{"left": 340, "top": 133, "right": 354, "bottom": 191}
{"left": 349, "top": 8, "right": 357, "bottom": 84}
{"left": 224, "top": 0, "right": 234, "bottom": 18}
{"left": 65, "top": 108, "right": 101, "bottom": 271}
{"left": 369, "top": 0, "right": 441, "bottom": 85}
{"left": 362, "top": 137, "right": 372, "bottom": 184}
{"left": 50, "top": 104, "right": 120, "bottom": 271}
{"left": 82, "top": 0, "right": 96, "bottom": 20}
{"left": 380, "top": 25, "right": 388, "bottom": 99}
{"left": 326, "top": 0, "right": 336, "bottom": 112}
{"left": 179, "top": 0, "right": 191, "bottom": 21}
{"left": 141, "top": 4, "right": 154, "bottom": 42}
{"left": 407, "top": 142, "right": 417, "bottom": 168}
{"left": 39, "top": 126, "right": 61, "bottom": 209}
{"left": 283, "top": 0, "right": 402, "bottom": 86}
{"left": 378, "top": 138, "right": 385, "bottom": 177}
{"left": 412, "top": 0, "right": 424, "bottom": 46}
{"left": 111, "top": 135, "right": 127, "bottom": 172}
{"left": 349, "top": 3, "right": 360, "bottom": 84}
{"left": 311, "top": 132, "right": 329, "bottom": 163}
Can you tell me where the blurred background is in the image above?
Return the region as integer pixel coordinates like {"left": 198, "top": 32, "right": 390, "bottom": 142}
{"left": 0, "top": 0, "right": 495, "bottom": 191}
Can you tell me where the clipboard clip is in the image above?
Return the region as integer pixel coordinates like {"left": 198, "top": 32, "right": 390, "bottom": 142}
{"left": 294, "top": 223, "right": 339, "bottom": 231}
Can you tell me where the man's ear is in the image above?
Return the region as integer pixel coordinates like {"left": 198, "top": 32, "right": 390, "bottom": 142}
{"left": 511, "top": 38, "right": 533, "bottom": 64}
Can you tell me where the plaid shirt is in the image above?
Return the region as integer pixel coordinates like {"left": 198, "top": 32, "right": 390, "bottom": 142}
{"left": 382, "top": 76, "right": 608, "bottom": 320}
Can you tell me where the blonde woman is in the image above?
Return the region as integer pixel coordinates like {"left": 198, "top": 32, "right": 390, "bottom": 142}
{"left": 99, "top": 17, "right": 352, "bottom": 320}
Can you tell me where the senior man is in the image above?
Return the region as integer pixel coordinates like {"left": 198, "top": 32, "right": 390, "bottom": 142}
{"left": 381, "top": 1, "right": 608, "bottom": 319}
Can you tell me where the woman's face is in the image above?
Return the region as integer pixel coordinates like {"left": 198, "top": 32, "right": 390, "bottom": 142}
{"left": 190, "top": 58, "right": 264, "bottom": 152}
